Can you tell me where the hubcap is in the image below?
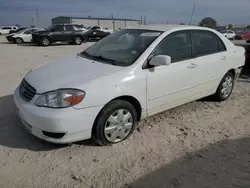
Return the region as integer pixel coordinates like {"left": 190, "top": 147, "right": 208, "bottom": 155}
{"left": 43, "top": 38, "right": 49, "bottom": 45}
{"left": 221, "top": 76, "right": 233, "bottom": 98}
{"left": 104, "top": 109, "right": 133, "bottom": 143}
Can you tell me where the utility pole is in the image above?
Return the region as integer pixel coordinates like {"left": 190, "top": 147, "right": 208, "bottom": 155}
{"left": 144, "top": 15, "right": 146, "bottom": 25}
{"left": 111, "top": 14, "right": 115, "bottom": 32}
{"left": 189, "top": 4, "right": 195, "bottom": 25}
{"left": 36, "top": 7, "right": 39, "bottom": 27}
{"left": 140, "top": 15, "right": 143, "bottom": 25}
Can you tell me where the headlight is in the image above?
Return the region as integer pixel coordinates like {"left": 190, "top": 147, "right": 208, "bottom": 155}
{"left": 36, "top": 89, "right": 85, "bottom": 108}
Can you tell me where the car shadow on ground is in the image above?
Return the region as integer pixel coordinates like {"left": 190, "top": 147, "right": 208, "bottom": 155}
{"left": 127, "top": 137, "right": 250, "bottom": 188}
{"left": 0, "top": 94, "right": 97, "bottom": 151}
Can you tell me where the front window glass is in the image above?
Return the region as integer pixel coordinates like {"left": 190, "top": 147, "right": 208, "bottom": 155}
{"left": 80, "top": 29, "right": 162, "bottom": 66}
{"left": 153, "top": 31, "right": 192, "bottom": 62}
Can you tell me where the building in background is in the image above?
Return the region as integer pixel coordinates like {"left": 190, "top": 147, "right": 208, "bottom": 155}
{"left": 51, "top": 16, "right": 140, "bottom": 31}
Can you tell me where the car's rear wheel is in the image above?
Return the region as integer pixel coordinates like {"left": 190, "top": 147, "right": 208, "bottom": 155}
{"left": 211, "top": 71, "right": 234, "bottom": 101}
{"left": 15, "top": 37, "right": 24, "bottom": 44}
{"left": 92, "top": 100, "right": 137, "bottom": 146}
{"left": 40, "top": 37, "right": 50, "bottom": 46}
{"left": 74, "top": 36, "right": 82, "bottom": 45}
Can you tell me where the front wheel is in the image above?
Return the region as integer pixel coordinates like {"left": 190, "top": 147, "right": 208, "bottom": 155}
{"left": 15, "top": 37, "right": 24, "bottom": 44}
{"left": 211, "top": 72, "right": 234, "bottom": 101}
{"left": 40, "top": 37, "right": 50, "bottom": 46}
{"left": 92, "top": 100, "right": 137, "bottom": 146}
{"left": 74, "top": 36, "right": 82, "bottom": 45}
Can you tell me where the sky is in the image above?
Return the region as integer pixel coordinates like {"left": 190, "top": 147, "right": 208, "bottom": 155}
{"left": 0, "top": 0, "right": 250, "bottom": 27}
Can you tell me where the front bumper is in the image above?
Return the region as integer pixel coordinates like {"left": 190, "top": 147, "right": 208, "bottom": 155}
{"left": 6, "top": 36, "right": 14, "bottom": 43}
{"left": 14, "top": 87, "right": 103, "bottom": 144}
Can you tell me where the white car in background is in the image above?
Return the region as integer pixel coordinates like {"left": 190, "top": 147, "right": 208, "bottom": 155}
{"left": 14, "top": 25, "right": 245, "bottom": 145}
{"left": 10, "top": 28, "right": 43, "bottom": 44}
{"left": 0, "top": 26, "right": 18, "bottom": 35}
{"left": 220, "top": 30, "right": 236, "bottom": 40}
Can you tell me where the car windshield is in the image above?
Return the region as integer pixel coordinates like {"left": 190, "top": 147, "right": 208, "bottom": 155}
{"left": 80, "top": 29, "right": 162, "bottom": 66}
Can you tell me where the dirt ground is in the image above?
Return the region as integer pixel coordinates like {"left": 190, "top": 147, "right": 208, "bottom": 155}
{"left": 0, "top": 36, "right": 250, "bottom": 188}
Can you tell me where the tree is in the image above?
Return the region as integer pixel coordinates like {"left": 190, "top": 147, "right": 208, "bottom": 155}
{"left": 227, "top": 24, "right": 233, "bottom": 30}
{"left": 246, "top": 25, "right": 250, "bottom": 29}
{"left": 199, "top": 17, "right": 217, "bottom": 28}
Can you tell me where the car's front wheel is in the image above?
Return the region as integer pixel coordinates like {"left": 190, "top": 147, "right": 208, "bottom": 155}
{"left": 74, "top": 36, "right": 83, "bottom": 45}
{"left": 92, "top": 100, "right": 137, "bottom": 146}
{"left": 212, "top": 71, "right": 234, "bottom": 101}
{"left": 15, "top": 37, "right": 24, "bottom": 44}
{"left": 40, "top": 37, "right": 51, "bottom": 46}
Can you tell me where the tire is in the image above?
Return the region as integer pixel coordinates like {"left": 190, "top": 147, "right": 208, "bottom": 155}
{"left": 40, "top": 37, "right": 50, "bottom": 46}
{"left": 92, "top": 100, "right": 137, "bottom": 146}
{"left": 15, "top": 37, "right": 23, "bottom": 44}
{"left": 211, "top": 71, "right": 234, "bottom": 101}
{"left": 74, "top": 36, "right": 82, "bottom": 45}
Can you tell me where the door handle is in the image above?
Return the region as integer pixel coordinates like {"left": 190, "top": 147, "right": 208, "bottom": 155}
{"left": 221, "top": 56, "right": 227, "bottom": 60}
{"left": 188, "top": 63, "right": 197, "bottom": 69}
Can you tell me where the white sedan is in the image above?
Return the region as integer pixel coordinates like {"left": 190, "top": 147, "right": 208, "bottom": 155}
{"left": 9, "top": 28, "right": 43, "bottom": 44}
{"left": 14, "top": 25, "right": 245, "bottom": 145}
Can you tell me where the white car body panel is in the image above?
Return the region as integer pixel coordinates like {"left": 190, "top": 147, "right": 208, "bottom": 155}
{"left": 14, "top": 25, "right": 245, "bottom": 143}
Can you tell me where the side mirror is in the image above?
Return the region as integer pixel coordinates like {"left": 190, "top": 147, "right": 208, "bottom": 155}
{"left": 149, "top": 55, "right": 171, "bottom": 67}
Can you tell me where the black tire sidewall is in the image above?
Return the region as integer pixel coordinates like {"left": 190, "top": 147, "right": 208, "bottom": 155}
{"left": 92, "top": 100, "right": 137, "bottom": 146}
{"left": 216, "top": 72, "right": 234, "bottom": 101}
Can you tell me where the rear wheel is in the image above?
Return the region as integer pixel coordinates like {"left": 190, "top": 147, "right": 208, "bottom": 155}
{"left": 211, "top": 72, "right": 234, "bottom": 101}
{"left": 74, "top": 36, "right": 82, "bottom": 45}
{"left": 40, "top": 37, "right": 50, "bottom": 46}
{"left": 92, "top": 100, "right": 137, "bottom": 146}
{"left": 15, "top": 37, "right": 24, "bottom": 44}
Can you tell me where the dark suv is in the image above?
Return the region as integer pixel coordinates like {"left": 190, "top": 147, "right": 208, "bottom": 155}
{"left": 32, "top": 24, "right": 87, "bottom": 46}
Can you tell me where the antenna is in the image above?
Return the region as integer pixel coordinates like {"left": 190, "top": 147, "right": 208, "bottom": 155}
{"left": 36, "top": 7, "right": 39, "bottom": 27}
{"left": 189, "top": 4, "right": 195, "bottom": 25}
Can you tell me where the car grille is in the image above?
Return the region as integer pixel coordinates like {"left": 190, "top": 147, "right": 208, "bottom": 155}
{"left": 19, "top": 79, "right": 36, "bottom": 102}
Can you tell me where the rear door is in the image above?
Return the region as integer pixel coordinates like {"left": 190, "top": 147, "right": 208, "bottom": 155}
{"left": 51, "top": 25, "right": 65, "bottom": 41}
{"left": 64, "top": 25, "right": 76, "bottom": 41}
{"left": 191, "top": 30, "right": 228, "bottom": 94}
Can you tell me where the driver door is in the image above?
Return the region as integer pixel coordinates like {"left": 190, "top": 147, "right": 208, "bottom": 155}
{"left": 51, "top": 25, "right": 65, "bottom": 41}
{"left": 147, "top": 31, "right": 201, "bottom": 116}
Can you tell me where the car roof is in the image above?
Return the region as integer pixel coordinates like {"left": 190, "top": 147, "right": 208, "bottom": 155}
{"left": 127, "top": 24, "right": 211, "bottom": 32}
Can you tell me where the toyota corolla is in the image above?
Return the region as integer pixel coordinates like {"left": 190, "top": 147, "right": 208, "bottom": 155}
{"left": 14, "top": 25, "right": 245, "bottom": 145}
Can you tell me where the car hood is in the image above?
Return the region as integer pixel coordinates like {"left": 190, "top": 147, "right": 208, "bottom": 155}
{"left": 6, "top": 33, "right": 15, "bottom": 37}
{"left": 24, "top": 55, "right": 123, "bottom": 93}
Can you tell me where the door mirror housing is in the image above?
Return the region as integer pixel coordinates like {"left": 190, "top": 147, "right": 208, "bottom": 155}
{"left": 149, "top": 55, "right": 171, "bottom": 67}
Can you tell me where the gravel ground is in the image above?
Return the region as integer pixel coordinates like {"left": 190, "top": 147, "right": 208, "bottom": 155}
{"left": 0, "top": 36, "right": 250, "bottom": 188}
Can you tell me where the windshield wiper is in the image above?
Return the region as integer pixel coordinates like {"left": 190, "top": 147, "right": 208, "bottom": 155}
{"left": 92, "top": 55, "right": 117, "bottom": 65}
{"left": 80, "top": 51, "right": 117, "bottom": 65}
